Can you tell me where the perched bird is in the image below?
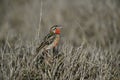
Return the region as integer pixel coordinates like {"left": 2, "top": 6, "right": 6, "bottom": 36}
{"left": 36, "top": 25, "right": 62, "bottom": 55}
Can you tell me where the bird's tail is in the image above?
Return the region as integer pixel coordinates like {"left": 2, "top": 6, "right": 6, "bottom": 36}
{"left": 36, "top": 46, "right": 41, "bottom": 53}
{"left": 36, "top": 42, "right": 45, "bottom": 53}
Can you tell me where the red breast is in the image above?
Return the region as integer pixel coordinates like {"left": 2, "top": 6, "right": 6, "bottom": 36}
{"left": 55, "top": 28, "right": 61, "bottom": 34}
{"left": 53, "top": 35, "right": 60, "bottom": 47}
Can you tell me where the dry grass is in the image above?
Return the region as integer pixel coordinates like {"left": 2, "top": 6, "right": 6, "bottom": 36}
{"left": 0, "top": 0, "right": 120, "bottom": 80}
{"left": 0, "top": 39, "right": 119, "bottom": 80}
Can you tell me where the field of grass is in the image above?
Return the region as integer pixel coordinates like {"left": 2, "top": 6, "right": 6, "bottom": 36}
{"left": 0, "top": 0, "right": 120, "bottom": 80}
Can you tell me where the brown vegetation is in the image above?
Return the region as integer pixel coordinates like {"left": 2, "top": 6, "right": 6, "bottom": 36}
{"left": 0, "top": 0, "right": 120, "bottom": 80}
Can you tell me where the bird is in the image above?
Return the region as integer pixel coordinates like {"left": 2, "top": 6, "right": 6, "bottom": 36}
{"left": 31, "top": 25, "right": 62, "bottom": 67}
{"left": 36, "top": 25, "right": 62, "bottom": 56}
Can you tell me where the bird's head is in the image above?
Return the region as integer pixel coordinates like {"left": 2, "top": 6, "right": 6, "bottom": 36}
{"left": 50, "top": 25, "right": 62, "bottom": 34}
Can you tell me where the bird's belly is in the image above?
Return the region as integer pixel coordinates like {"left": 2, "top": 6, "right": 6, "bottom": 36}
{"left": 46, "top": 37, "right": 60, "bottom": 50}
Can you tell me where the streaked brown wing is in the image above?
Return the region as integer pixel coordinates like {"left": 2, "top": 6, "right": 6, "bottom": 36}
{"left": 36, "top": 33, "right": 56, "bottom": 53}
{"left": 36, "top": 42, "right": 45, "bottom": 53}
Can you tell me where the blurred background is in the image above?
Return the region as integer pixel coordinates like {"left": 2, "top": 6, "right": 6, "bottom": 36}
{"left": 0, "top": 0, "right": 120, "bottom": 47}
{"left": 0, "top": 0, "right": 120, "bottom": 80}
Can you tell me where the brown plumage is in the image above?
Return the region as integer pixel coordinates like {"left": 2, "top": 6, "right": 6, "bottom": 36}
{"left": 33, "top": 25, "right": 62, "bottom": 66}
{"left": 36, "top": 25, "right": 62, "bottom": 54}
